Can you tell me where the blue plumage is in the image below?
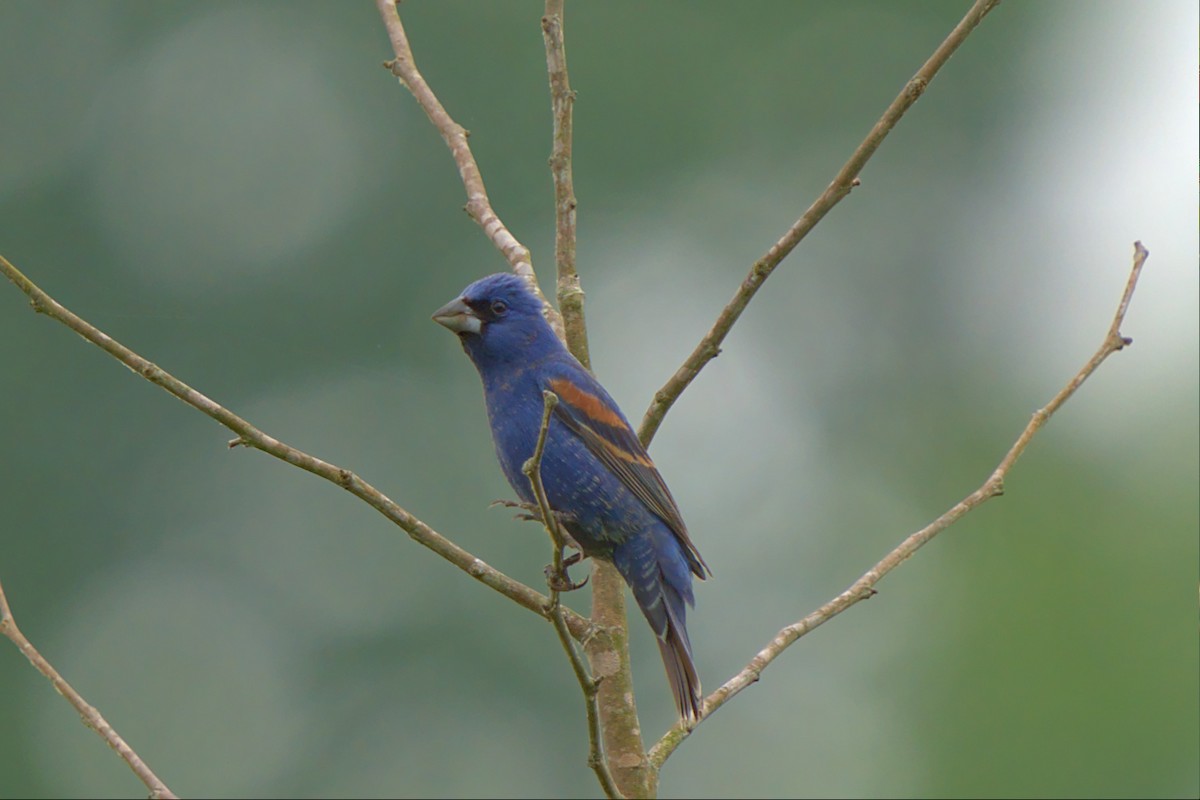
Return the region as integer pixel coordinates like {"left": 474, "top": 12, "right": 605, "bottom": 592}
{"left": 433, "top": 273, "right": 709, "bottom": 721}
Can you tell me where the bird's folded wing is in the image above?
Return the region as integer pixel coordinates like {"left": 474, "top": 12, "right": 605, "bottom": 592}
{"left": 544, "top": 371, "right": 709, "bottom": 578}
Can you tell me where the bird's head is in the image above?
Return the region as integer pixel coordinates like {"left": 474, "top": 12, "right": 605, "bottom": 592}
{"left": 432, "top": 273, "right": 559, "bottom": 368}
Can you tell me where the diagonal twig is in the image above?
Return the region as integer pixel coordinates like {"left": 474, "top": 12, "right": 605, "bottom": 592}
{"left": 0, "top": 578, "right": 177, "bottom": 799}
{"left": 648, "top": 242, "right": 1150, "bottom": 768}
{"left": 374, "top": 0, "right": 564, "bottom": 339}
{"left": 638, "top": 0, "right": 1002, "bottom": 444}
{"left": 0, "top": 254, "right": 589, "bottom": 641}
{"left": 374, "top": 0, "right": 527, "bottom": 273}
{"left": 522, "top": 391, "right": 573, "bottom": 563}
{"left": 522, "top": 390, "right": 621, "bottom": 800}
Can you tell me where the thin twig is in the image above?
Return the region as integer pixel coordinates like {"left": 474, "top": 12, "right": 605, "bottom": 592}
{"left": 648, "top": 242, "right": 1149, "bottom": 768}
{"left": 542, "top": 0, "right": 589, "bottom": 368}
{"left": 522, "top": 390, "right": 571, "bottom": 559}
{"left": 0, "top": 579, "right": 177, "bottom": 799}
{"left": 638, "top": 0, "right": 1002, "bottom": 444}
{"left": 374, "top": 0, "right": 564, "bottom": 339}
{"left": 374, "top": 0, "right": 526, "bottom": 272}
{"left": 522, "top": 391, "right": 621, "bottom": 800}
{"left": 0, "top": 254, "right": 589, "bottom": 641}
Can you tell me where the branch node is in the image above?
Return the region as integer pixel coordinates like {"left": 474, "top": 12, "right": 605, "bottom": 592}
{"left": 906, "top": 76, "right": 929, "bottom": 99}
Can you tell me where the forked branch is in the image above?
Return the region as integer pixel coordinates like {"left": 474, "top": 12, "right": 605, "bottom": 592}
{"left": 0, "top": 254, "right": 588, "bottom": 641}
{"left": 649, "top": 242, "right": 1150, "bottom": 767}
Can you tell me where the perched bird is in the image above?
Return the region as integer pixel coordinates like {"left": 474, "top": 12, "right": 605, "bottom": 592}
{"left": 433, "top": 273, "right": 709, "bottom": 721}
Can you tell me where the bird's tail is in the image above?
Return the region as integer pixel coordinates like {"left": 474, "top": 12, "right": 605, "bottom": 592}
{"left": 612, "top": 529, "right": 703, "bottom": 722}
{"left": 655, "top": 602, "right": 703, "bottom": 722}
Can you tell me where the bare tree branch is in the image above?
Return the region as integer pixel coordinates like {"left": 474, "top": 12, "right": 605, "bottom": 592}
{"left": 648, "top": 241, "right": 1150, "bottom": 768}
{"left": 638, "top": 0, "right": 1002, "bottom": 444}
{"left": 0, "top": 254, "right": 589, "bottom": 641}
{"left": 523, "top": 390, "right": 621, "bottom": 800}
{"left": 0, "top": 578, "right": 177, "bottom": 799}
{"left": 523, "top": 391, "right": 571, "bottom": 561}
{"left": 374, "top": 0, "right": 564, "bottom": 339}
{"left": 3, "top": 1, "right": 1140, "bottom": 796}
{"left": 542, "top": 4, "right": 652, "bottom": 796}
{"left": 378, "top": 1, "right": 649, "bottom": 791}
{"left": 543, "top": 0, "right": 589, "bottom": 367}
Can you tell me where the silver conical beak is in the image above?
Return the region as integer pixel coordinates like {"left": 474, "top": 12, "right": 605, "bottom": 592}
{"left": 432, "top": 296, "right": 482, "bottom": 335}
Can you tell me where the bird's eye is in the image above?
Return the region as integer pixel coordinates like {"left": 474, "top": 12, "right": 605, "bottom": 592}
{"left": 490, "top": 299, "right": 508, "bottom": 316}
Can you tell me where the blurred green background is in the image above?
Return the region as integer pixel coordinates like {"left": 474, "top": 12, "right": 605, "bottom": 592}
{"left": 1, "top": 1, "right": 1195, "bottom": 797}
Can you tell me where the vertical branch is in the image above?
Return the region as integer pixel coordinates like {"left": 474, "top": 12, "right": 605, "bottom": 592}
{"left": 0, "top": 579, "right": 178, "bottom": 799}
{"left": 544, "top": 3, "right": 654, "bottom": 797}
{"left": 543, "top": 0, "right": 589, "bottom": 367}
{"left": 379, "top": 0, "right": 646, "bottom": 790}
{"left": 582, "top": 564, "right": 653, "bottom": 796}
{"left": 523, "top": 391, "right": 622, "bottom": 800}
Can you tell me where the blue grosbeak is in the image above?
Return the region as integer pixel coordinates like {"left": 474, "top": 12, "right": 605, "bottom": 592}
{"left": 433, "top": 273, "right": 709, "bottom": 721}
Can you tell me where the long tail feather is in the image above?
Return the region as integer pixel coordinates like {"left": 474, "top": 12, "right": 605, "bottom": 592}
{"left": 657, "top": 604, "right": 703, "bottom": 722}
{"left": 612, "top": 531, "right": 703, "bottom": 722}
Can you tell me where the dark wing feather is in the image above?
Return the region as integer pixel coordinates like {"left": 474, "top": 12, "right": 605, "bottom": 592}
{"left": 546, "top": 373, "right": 709, "bottom": 579}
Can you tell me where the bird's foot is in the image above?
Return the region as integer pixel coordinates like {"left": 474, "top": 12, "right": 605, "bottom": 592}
{"left": 490, "top": 498, "right": 577, "bottom": 526}
{"left": 545, "top": 551, "right": 589, "bottom": 592}
{"left": 489, "top": 498, "right": 539, "bottom": 520}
